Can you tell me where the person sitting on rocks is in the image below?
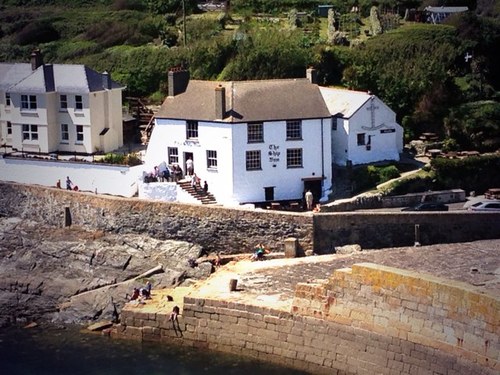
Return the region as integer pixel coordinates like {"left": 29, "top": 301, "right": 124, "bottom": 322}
{"left": 251, "top": 243, "right": 268, "bottom": 261}
{"left": 130, "top": 287, "right": 140, "bottom": 301}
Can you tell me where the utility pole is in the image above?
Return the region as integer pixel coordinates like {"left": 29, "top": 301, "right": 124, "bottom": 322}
{"left": 182, "top": 0, "right": 187, "bottom": 46}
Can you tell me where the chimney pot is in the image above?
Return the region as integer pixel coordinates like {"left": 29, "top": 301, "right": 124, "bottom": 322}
{"left": 31, "top": 49, "right": 43, "bottom": 71}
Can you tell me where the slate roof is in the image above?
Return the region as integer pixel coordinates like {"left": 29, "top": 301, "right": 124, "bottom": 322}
{"left": 156, "top": 79, "right": 332, "bottom": 123}
{"left": 319, "top": 87, "right": 371, "bottom": 118}
{"left": 0, "top": 63, "right": 33, "bottom": 91}
{"left": 0, "top": 63, "right": 124, "bottom": 94}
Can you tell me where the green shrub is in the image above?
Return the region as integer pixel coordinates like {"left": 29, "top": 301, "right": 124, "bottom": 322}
{"left": 16, "top": 21, "right": 60, "bottom": 45}
{"left": 378, "top": 165, "right": 400, "bottom": 184}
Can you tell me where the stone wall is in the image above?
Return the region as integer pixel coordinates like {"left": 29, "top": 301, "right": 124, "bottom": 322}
{"left": 0, "top": 182, "right": 313, "bottom": 254}
{"left": 313, "top": 211, "right": 500, "bottom": 251}
{"left": 114, "top": 287, "right": 496, "bottom": 375}
{"left": 292, "top": 263, "right": 499, "bottom": 374}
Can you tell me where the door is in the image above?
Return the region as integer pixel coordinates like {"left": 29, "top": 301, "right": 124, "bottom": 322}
{"left": 184, "top": 152, "right": 194, "bottom": 176}
{"left": 264, "top": 186, "right": 275, "bottom": 201}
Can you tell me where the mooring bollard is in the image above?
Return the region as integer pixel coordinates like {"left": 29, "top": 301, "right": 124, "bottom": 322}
{"left": 414, "top": 224, "right": 421, "bottom": 247}
{"left": 229, "top": 279, "right": 238, "bottom": 292}
{"left": 64, "top": 206, "right": 72, "bottom": 227}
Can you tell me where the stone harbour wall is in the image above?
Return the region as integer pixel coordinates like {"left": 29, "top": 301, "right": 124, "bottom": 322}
{"left": 292, "top": 263, "right": 499, "bottom": 374}
{"left": 0, "top": 182, "right": 313, "bottom": 254}
{"left": 114, "top": 292, "right": 497, "bottom": 375}
{"left": 313, "top": 212, "right": 500, "bottom": 251}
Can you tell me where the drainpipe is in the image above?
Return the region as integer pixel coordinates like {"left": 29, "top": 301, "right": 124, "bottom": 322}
{"left": 321, "top": 118, "right": 325, "bottom": 193}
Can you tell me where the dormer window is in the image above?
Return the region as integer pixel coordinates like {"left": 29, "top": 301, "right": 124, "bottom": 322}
{"left": 75, "top": 95, "right": 83, "bottom": 111}
{"left": 21, "top": 95, "right": 37, "bottom": 110}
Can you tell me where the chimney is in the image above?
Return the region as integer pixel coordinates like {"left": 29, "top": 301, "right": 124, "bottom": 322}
{"left": 306, "top": 67, "right": 318, "bottom": 84}
{"left": 31, "top": 49, "right": 43, "bottom": 71}
{"left": 215, "top": 85, "right": 226, "bottom": 120}
{"left": 102, "top": 71, "right": 112, "bottom": 89}
{"left": 168, "top": 67, "right": 190, "bottom": 97}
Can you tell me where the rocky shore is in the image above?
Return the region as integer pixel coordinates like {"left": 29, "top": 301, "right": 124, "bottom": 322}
{"left": 0, "top": 217, "right": 215, "bottom": 327}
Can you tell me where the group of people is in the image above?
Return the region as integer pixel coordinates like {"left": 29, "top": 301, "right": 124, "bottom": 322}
{"left": 190, "top": 173, "right": 208, "bottom": 194}
{"left": 129, "top": 280, "right": 152, "bottom": 302}
{"left": 55, "top": 176, "right": 79, "bottom": 191}
{"left": 251, "top": 243, "right": 270, "bottom": 261}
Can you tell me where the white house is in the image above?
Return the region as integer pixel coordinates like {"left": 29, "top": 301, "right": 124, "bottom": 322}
{"left": 0, "top": 50, "right": 125, "bottom": 155}
{"left": 319, "top": 87, "right": 403, "bottom": 166}
{"left": 144, "top": 69, "right": 333, "bottom": 206}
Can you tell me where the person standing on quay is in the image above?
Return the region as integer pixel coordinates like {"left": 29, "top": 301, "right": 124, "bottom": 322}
{"left": 305, "top": 190, "right": 313, "bottom": 210}
{"left": 66, "top": 176, "right": 73, "bottom": 191}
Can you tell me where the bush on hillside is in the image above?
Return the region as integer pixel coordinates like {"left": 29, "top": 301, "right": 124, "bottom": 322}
{"left": 16, "top": 21, "right": 60, "bottom": 45}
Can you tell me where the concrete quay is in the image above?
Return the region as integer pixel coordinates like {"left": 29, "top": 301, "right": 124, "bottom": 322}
{"left": 113, "top": 239, "right": 500, "bottom": 375}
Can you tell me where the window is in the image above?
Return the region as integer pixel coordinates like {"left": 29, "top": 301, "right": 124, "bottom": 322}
{"left": 207, "top": 150, "right": 218, "bottom": 169}
{"left": 5, "top": 93, "right": 11, "bottom": 106}
{"left": 60, "top": 95, "right": 67, "bottom": 110}
{"left": 7, "top": 122, "right": 12, "bottom": 135}
{"left": 287, "top": 148, "right": 303, "bottom": 168}
{"left": 186, "top": 120, "right": 198, "bottom": 139}
{"left": 22, "top": 124, "right": 38, "bottom": 141}
{"left": 286, "top": 120, "right": 302, "bottom": 140}
{"left": 246, "top": 150, "right": 261, "bottom": 171}
{"left": 61, "top": 124, "right": 69, "bottom": 141}
{"left": 76, "top": 125, "right": 84, "bottom": 142}
{"left": 21, "top": 95, "right": 37, "bottom": 110}
{"left": 357, "top": 133, "right": 366, "bottom": 146}
{"left": 331, "top": 117, "right": 337, "bottom": 131}
{"left": 247, "top": 122, "right": 263, "bottom": 143}
{"left": 168, "top": 147, "right": 179, "bottom": 164}
{"left": 75, "top": 95, "right": 83, "bottom": 111}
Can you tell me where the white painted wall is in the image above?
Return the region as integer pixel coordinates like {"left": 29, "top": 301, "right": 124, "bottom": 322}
{"left": 138, "top": 181, "right": 201, "bottom": 204}
{"left": 0, "top": 157, "right": 141, "bottom": 197}
{"left": 343, "top": 98, "right": 402, "bottom": 166}
{"left": 232, "top": 118, "right": 332, "bottom": 203}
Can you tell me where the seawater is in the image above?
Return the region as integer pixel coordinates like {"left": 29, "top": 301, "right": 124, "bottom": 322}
{"left": 0, "top": 325, "right": 308, "bottom": 375}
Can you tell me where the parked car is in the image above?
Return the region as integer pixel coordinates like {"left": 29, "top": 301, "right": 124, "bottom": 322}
{"left": 401, "top": 202, "right": 449, "bottom": 212}
{"left": 467, "top": 200, "right": 500, "bottom": 211}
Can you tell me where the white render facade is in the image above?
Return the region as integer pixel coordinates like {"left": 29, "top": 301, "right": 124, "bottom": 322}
{"left": 146, "top": 117, "right": 333, "bottom": 206}
{"left": 0, "top": 51, "right": 124, "bottom": 155}
{"left": 320, "top": 87, "right": 403, "bottom": 166}
{"left": 144, "top": 69, "right": 403, "bottom": 206}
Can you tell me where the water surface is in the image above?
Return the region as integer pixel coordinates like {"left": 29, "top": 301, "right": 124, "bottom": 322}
{"left": 0, "top": 325, "right": 308, "bottom": 375}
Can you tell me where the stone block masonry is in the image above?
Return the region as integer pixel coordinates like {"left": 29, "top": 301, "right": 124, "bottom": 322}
{"left": 115, "top": 290, "right": 497, "bottom": 375}
{"left": 292, "top": 263, "right": 499, "bottom": 374}
{"left": 0, "top": 182, "right": 313, "bottom": 254}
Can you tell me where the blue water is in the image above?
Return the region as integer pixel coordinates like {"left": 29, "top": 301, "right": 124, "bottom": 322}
{"left": 0, "top": 325, "right": 307, "bottom": 375}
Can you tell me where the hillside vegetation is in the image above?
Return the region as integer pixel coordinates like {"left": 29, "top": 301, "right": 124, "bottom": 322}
{"left": 1, "top": 0, "right": 499, "bottom": 154}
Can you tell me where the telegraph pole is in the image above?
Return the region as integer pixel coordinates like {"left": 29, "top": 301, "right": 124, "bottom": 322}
{"left": 182, "top": 0, "right": 187, "bottom": 46}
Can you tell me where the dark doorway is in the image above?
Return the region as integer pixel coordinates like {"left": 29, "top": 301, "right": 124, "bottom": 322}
{"left": 184, "top": 152, "right": 194, "bottom": 176}
{"left": 303, "top": 178, "right": 322, "bottom": 205}
{"left": 264, "top": 186, "right": 275, "bottom": 201}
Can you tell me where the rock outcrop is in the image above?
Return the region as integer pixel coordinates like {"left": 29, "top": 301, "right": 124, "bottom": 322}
{"left": 0, "top": 217, "right": 210, "bottom": 327}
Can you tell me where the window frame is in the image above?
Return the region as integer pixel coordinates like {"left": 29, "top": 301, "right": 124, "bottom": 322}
{"left": 22, "top": 124, "right": 38, "bottom": 141}
{"left": 60, "top": 95, "right": 68, "bottom": 111}
{"left": 75, "top": 95, "right": 83, "bottom": 111}
{"left": 7, "top": 121, "right": 12, "bottom": 135}
{"left": 76, "top": 125, "right": 84, "bottom": 142}
{"left": 206, "top": 150, "right": 218, "bottom": 170}
{"left": 246, "top": 150, "right": 262, "bottom": 171}
{"left": 21, "top": 94, "right": 37, "bottom": 110}
{"left": 247, "top": 122, "right": 264, "bottom": 143}
{"left": 186, "top": 120, "right": 198, "bottom": 139}
{"left": 5, "top": 93, "right": 11, "bottom": 107}
{"left": 357, "top": 133, "right": 366, "bottom": 146}
{"left": 61, "top": 123, "right": 69, "bottom": 142}
{"left": 286, "top": 148, "right": 303, "bottom": 168}
{"left": 168, "top": 147, "right": 179, "bottom": 164}
{"left": 286, "top": 120, "right": 302, "bottom": 140}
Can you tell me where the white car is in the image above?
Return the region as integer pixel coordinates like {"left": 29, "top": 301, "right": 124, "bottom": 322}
{"left": 468, "top": 200, "right": 500, "bottom": 211}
